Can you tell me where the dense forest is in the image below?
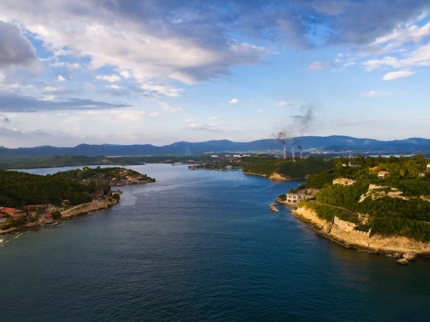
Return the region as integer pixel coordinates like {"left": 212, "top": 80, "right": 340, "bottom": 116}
{"left": 0, "top": 170, "right": 92, "bottom": 207}
{"left": 302, "top": 154, "right": 430, "bottom": 242}
{"left": 242, "top": 156, "right": 334, "bottom": 178}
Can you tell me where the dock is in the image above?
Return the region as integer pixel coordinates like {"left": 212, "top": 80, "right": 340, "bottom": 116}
{"left": 269, "top": 203, "right": 279, "bottom": 213}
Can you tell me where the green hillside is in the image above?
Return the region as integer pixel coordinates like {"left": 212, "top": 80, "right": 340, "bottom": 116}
{"left": 303, "top": 154, "right": 430, "bottom": 242}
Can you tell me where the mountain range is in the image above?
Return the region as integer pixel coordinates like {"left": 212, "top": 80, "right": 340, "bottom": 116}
{"left": 1, "top": 136, "right": 430, "bottom": 157}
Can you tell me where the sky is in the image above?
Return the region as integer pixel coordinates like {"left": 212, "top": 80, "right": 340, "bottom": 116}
{"left": 0, "top": 0, "right": 430, "bottom": 148}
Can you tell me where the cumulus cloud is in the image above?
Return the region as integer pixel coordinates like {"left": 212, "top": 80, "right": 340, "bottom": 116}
{"left": 274, "top": 101, "right": 292, "bottom": 107}
{"left": 360, "top": 91, "right": 392, "bottom": 97}
{"left": 382, "top": 70, "right": 415, "bottom": 81}
{"left": 208, "top": 116, "right": 220, "bottom": 120}
{"left": 0, "top": 92, "right": 130, "bottom": 112}
{"left": 57, "top": 75, "right": 66, "bottom": 82}
{"left": 229, "top": 98, "right": 238, "bottom": 104}
{"left": 96, "top": 75, "right": 121, "bottom": 83}
{"left": 0, "top": 20, "right": 36, "bottom": 67}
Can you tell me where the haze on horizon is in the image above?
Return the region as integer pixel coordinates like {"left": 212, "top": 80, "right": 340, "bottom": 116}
{"left": 0, "top": 0, "right": 429, "bottom": 148}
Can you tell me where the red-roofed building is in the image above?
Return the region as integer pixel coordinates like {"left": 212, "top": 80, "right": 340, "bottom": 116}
{"left": 40, "top": 213, "right": 53, "bottom": 223}
{"left": 0, "top": 207, "right": 17, "bottom": 215}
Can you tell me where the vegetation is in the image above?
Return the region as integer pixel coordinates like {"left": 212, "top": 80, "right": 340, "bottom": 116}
{"left": 242, "top": 156, "right": 334, "bottom": 178}
{"left": 303, "top": 154, "right": 430, "bottom": 242}
{"left": 0, "top": 169, "right": 92, "bottom": 207}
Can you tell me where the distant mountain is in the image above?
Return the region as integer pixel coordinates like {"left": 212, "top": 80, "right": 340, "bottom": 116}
{"left": 1, "top": 136, "right": 430, "bottom": 157}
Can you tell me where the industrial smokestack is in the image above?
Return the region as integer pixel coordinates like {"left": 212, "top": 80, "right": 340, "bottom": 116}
{"left": 283, "top": 143, "right": 286, "bottom": 159}
{"left": 291, "top": 143, "right": 295, "bottom": 161}
{"left": 298, "top": 145, "right": 303, "bottom": 159}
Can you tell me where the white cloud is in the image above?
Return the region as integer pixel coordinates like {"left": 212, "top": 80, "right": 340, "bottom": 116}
{"left": 57, "top": 75, "right": 66, "bottom": 81}
{"left": 159, "top": 102, "right": 184, "bottom": 112}
{"left": 257, "top": 109, "right": 265, "bottom": 113}
{"left": 50, "top": 62, "right": 80, "bottom": 70}
{"left": 229, "top": 98, "right": 238, "bottom": 104}
{"left": 141, "top": 83, "right": 182, "bottom": 97}
{"left": 187, "top": 122, "right": 221, "bottom": 131}
{"left": 109, "top": 110, "right": 146, "bottom": 121}
{"left": 363, "top": 44, "right": 430, "bottom": 71}
{"left": 96, "top": 75, "right": 121, "bottom": 83}
{"left": 360, "top": 91, "right": 392, "bottom": 97}
{"left": 208, "top": 116, "right": 220, "bottom": 120}
{"left": 185, "top": 118, "right": 194, "bottom": 123}
{"left": 373, "top": 17, "right": 430, "bottom": 50}
{"left": 120, "top": 70, "right": 131, "bottom": 79}
{"left": 382, "top": 70, "right": 415, "bottom": 81}
{"left": 274, "top": 101, "right": 291, "bottom": 106}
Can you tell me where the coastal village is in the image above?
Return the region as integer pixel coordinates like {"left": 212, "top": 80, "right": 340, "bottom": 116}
{"left": 0, "top": 167, "right": 155, "bottom": 234}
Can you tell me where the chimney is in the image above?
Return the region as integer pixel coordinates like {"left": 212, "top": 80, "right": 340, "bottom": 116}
{"left": 283, "top": 143, "right": 286, "bottom": 159}
{"left": 291, "top": 143, "right": 295, "bottom": 161}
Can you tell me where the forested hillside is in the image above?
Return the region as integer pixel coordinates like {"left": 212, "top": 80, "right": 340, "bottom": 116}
{"left": 242, "top": 156, "right": 334, "bottom": 178}
{"left": 303, "top": 154, "right": 430, "bottom": 242}
{"left": 0, "top": 170, "right": 91, "bottom": 207}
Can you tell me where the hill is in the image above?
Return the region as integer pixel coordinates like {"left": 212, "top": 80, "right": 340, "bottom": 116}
{"left": 2, "top": 136, "right": 430, "bottom": 157}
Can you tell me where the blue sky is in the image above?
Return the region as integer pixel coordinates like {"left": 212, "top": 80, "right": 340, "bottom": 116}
{"left": 0, "top": 0, "right": 429, "bottom": 148}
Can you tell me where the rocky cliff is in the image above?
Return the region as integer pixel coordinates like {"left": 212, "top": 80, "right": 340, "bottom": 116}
{"left": 293, "top": 206, "right": 430, "bottom": 256}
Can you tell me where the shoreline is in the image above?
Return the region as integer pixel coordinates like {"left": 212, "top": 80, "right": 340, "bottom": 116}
{"left": 291, "top": 205, "right": 430, "bottom": 258}
{"left": 0, "top": 198, "right": 118, "bottom": 235}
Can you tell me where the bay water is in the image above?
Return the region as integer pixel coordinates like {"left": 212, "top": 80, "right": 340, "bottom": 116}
{"left": 1, "top": 164, "right": 430, "bottom": 321}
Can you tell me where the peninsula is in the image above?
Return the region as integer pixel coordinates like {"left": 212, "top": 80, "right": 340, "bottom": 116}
{"left": 0, "top": 166, "right": 155, "bottom": 234}
{"left": 277, "top": 154, "right": 430, "bottom": 263}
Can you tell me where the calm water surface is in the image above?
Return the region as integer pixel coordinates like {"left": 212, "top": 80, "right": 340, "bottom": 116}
{"left": 1, "top": 164, "right": 430, "bottom": 321}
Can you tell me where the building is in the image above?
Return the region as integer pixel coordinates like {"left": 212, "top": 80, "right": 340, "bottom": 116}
{"left": 333, "top": 178, "right": 356, "bottom": 186}
{"left": 40, "top": 213, "right": 53, "bottom": 223}
{"left": 377, "top": 171, "right": 390, "bottom": 179}
{"left": 286, "top": 193, "right": 307, "bottom": 204}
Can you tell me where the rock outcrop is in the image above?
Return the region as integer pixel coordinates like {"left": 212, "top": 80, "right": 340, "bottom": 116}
{"left": 268, "top": 172, "right": 288, "bottom": 181}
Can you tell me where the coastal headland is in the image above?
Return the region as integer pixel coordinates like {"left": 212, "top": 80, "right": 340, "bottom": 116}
{"left": 291, "top": 205, "right": 430, "bottom": 258}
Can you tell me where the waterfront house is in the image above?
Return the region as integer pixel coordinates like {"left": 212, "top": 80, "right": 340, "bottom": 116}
{"left": 286, "top": 193, "right": 307, "bottom": 204}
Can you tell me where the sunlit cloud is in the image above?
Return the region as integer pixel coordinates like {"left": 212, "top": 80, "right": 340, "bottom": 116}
{"left": 229, "top": 98, "right": 238, "bottom": 104}
{"left": 382, "top": 70, "right": 415, "bottom": 81}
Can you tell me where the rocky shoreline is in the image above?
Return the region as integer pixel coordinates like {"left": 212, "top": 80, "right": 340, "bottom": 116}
{"left": 291, "top": 205, "right": 430, "bottom": 262}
